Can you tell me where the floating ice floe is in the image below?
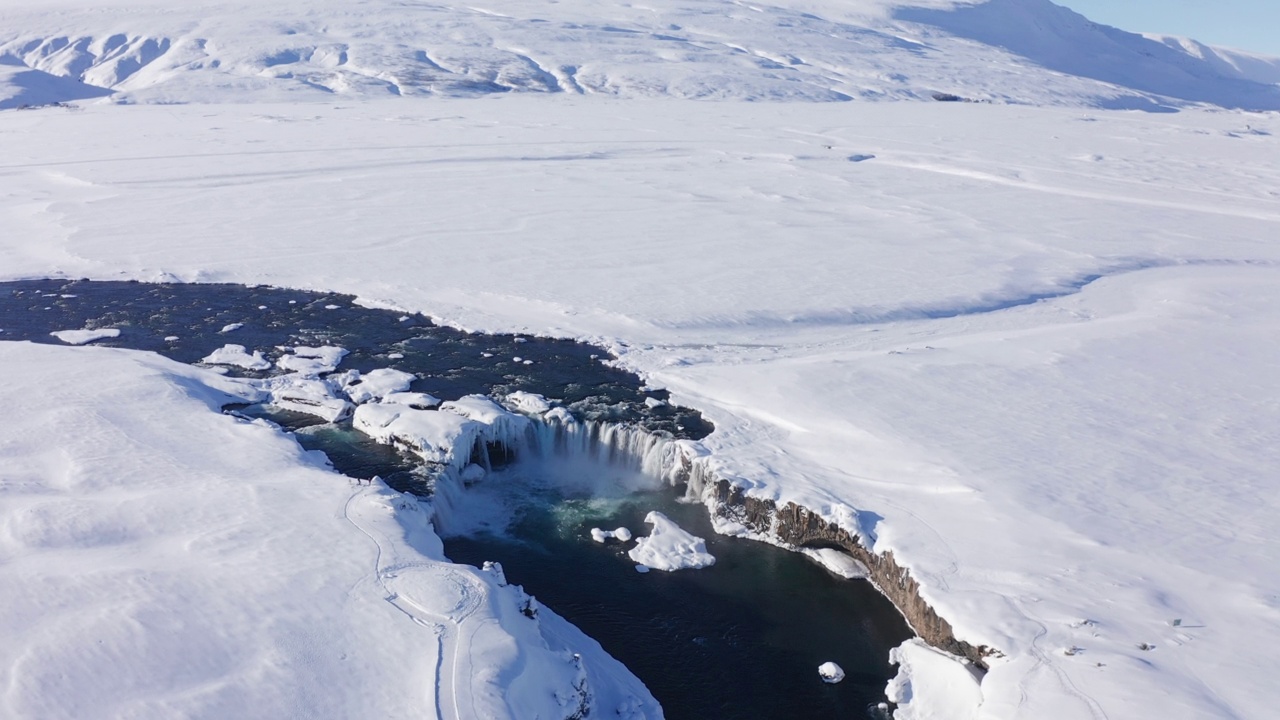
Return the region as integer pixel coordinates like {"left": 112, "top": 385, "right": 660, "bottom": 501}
{"left": 220, "top": 323, "right": 243, "bottom": 333}
{"left": 201, "top": 343, "right": 271, "bottom": 370}
{"left": 276, "top": 345, "right": 348, "bottom": 376}
{"left": 49, "top": 328, "right": 120, "bottom": 345}
{"left": 818, "top": 662, "right": 845, "bottom": 684}
{"left": 590, "top": 527, "right": 633, "bottom": 543}
{"left": 627, "top": 511, "right": 715, "bottom": 571}
{"left": 344, "top": 367, "right": 415, "bottom": 404}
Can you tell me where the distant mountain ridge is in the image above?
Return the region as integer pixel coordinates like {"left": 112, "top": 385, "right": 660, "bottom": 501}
{"left": 0, "top": 0, "right": 1276, "bottom": 111}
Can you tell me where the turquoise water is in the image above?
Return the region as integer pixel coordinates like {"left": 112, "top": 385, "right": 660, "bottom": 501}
{"left": 442, "top": 463, "right": 912, "bottom": 720}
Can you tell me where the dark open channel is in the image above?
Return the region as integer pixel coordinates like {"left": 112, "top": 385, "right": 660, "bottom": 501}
{"left": 0, "top": 279, "right": 913, "bottom": 719}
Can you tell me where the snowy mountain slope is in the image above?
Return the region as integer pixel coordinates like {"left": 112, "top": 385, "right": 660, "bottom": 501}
{"left": 0, "top": 0, "right": 1278, "bottom": 110}
{"left": 896, "top": 0, "right": 1280, "bottom": 111}
{"left": 0, "top": 57, "right": 112, "bottom": 109}
{"left": 1145, "top": 34, "right": 1280, "bottom": 86}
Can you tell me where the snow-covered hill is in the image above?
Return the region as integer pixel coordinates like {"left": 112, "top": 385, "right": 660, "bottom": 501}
{"left": 0, "top": 0, "right": 1278, "bottom": 110}
{"left": 2, "top": 1, "right": 1279, "bottom": 720}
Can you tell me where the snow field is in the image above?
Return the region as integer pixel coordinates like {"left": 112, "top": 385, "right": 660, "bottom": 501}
{"left": 1, "top": 95, "right": 1277, "bottom": 719}
{"left": 1, "top": 0, "right": 1279, "bottom": 715}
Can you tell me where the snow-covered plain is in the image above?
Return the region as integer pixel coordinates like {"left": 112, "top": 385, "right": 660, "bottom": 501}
{"left": 2, "top": 0, "right": 1279, "bottom": 718}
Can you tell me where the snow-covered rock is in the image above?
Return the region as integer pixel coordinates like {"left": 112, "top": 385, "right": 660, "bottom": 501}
{"left": 262, "top": 374, "right": 352, "bottom": 422}
{"left": 275, "top": 345, "right": 348, "bottom": 376}
{"left": 381, "top": 391, "right": 441, "bottom": 409}
{"left": 818, "top": 661, "right": 845, "bottom": 684}
{"left": 628, "top": 512, "right": 715, "bottom": 572}
{"left": 441, "top": 394, "right": 531, "bottom": 447}
{"left": 344, "top": 367, "right": 415, "bottom": 404}
{"left": 201, "top": 343, "right": 270, "bottom": 370}
{"left": 590, "top": 527, "right": 633, "bottom": 543}
{"left": 506, "top": 390, "right": 553, "bottom": 415}
{"left": 352, "top": 403, "right": 481, "bottom": 468}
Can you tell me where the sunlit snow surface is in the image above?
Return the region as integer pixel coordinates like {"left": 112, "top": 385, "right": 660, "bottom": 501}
{"left": 0, "top": 343, "right": 660, "bottom": 719}
{"left": 2, "top": 0, "right": 1280, "bottom": 718}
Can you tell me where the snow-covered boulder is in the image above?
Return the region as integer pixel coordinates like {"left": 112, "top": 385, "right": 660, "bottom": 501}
{"left": 590, "top": 527, "right": 633, "bottom": 543}
{"left": 441, "top": 394, "right": 531, "bottom": 447}
{"left": 344, "top": 368, "right": 415, "bottom": 404}
{"left": 263, "top": 374, "right": 352, "bottom": 423}
{"left": 201, "top": 343, "right": 271, "bottom": 370}
{"left": 382, "top": 391, "right": 441, "bottom": 410}
{"left": 506, "top": 391, "right": 554, "bottom": 415}
{"left": 276, "top": 345, "right": 348, "bottom": 376}
{"left": 352, "top": 404, "right": 481, "bottom": 468}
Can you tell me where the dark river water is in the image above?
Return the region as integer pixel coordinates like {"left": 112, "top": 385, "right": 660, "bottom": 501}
{"left": 0, "top": 279, "right": 913, "bottom": 719}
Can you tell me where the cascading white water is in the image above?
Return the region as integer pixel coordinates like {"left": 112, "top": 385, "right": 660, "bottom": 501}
{"left": 368, "top": 395, "right": 713, "bottom": 535}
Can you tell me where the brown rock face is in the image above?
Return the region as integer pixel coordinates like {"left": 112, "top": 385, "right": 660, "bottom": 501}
{"left": 709, "top": 479, "right": 997, "bottom": 670}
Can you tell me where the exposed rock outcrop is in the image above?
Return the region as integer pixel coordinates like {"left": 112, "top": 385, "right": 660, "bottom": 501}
{"left": 707, "top": 479, "right": 996, "bottom": 670}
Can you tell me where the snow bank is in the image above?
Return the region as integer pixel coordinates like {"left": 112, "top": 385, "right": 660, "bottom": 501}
{"left": 628, "top": 511, "right": 715, "bottom": 572}
{"left": 886, "top": 639, "right": 983, "bottom": 720}
{"left": 49, "top": 327, "right": 119, "bottom": 345}
{"left": 201, "top": 343, "right": 270, "bottom": 370}
{"left": 801, "top": 548, "right": 869, "bottom": 580}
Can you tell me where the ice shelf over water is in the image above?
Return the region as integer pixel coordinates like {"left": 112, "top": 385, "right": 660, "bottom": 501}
{"left": 49, "top": 327, "right": 119, "bottom": 345}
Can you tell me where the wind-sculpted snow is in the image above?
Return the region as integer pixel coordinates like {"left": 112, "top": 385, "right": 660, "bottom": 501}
{"left": 1, "top": 0, "right": 1278, "bottom": 110}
